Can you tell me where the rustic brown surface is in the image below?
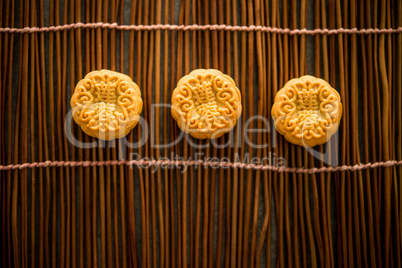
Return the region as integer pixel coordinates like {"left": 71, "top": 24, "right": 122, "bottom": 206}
{"left": 0, "top": 0, "right": 401, "bottom": 267}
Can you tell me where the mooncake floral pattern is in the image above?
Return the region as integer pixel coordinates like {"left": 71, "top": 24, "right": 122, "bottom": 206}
{"left": 171, "top": 69, "right": 242, "bottom": 139}
{"left": 271, "top": 75, "right": 342, "bottom": 147}
{"left": 70, "top": 70, "right": 143, "bottom": 140}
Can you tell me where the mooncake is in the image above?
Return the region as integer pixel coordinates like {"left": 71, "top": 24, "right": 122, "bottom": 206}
{"left": 271, "top": 75, "right": 342, "bottom": 147}
{"left": 70, "top": 69, "right": 143, "bottom": 140}
{"left": 171, "top": 69, "right": 242, "bottom": 139}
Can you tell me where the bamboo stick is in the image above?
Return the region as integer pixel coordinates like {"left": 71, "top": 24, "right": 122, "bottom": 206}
{"left": 73, "top": 0, "right": 84, "bottom": 267}
{"left": 169, "top": 1, "right": 177, "bottom": 266}
{"left": 154, "top": 0, "right": 165, "bottom": 267}
{"left": 230, "top": 0, "right": 240, "bottom": 266}
{"left": 29, "top": 1, "right": 38, "bottom": 266}
{"left": 127, "top": 1, "right": 141, "bottom": 267}
{"left": 163, "top": 1, "right": 170, "bottom": 266}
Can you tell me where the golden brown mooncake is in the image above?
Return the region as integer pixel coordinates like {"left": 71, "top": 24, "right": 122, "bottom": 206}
{"left": 271, "top": 75, "right": 342, "bottom": 147}
{"left": 171, "top": 69, "right": 242, "bottom": 139}
{"left": 70, "top": 69, "right": 143, "bottom": 140}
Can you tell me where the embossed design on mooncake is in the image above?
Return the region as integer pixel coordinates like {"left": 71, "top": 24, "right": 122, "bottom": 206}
{"left": 70, "top": 69, "right": 143, "bottom": 140}
{"left": 271, "top": 75, "right": 342, "bottom": 147}
{"left": 171, "top": 69, "right": 242, "bottom": 139}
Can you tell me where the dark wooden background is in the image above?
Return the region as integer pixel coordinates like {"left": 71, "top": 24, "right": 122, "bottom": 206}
{"left": 0, "top": 0, "right": 401, "bottom": 267}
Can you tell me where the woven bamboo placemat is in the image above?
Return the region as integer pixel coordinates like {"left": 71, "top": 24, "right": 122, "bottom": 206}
{"left": 0, "top": 0, "right": 401, "bottom": 267}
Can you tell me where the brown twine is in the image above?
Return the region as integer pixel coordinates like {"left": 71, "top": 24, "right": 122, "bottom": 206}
{"left": 1, "top": 22, "right": 401, "bottom": 35}
{"left": 1, "top": 159, "right": 401, "bottom": 173}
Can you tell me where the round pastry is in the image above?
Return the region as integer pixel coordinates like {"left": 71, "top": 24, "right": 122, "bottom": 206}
{"left": 271, "top": 75, "right": 342, "bottom": 147}
{"left": 70, "top": 69, "right": 143, "bottom": 140}
{"left": 171, "top": 69, "right": 242, "bottom": 139}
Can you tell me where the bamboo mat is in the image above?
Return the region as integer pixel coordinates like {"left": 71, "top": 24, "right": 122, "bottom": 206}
{"left": 0, "top": 0, "right": 401, "bottom": 267}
